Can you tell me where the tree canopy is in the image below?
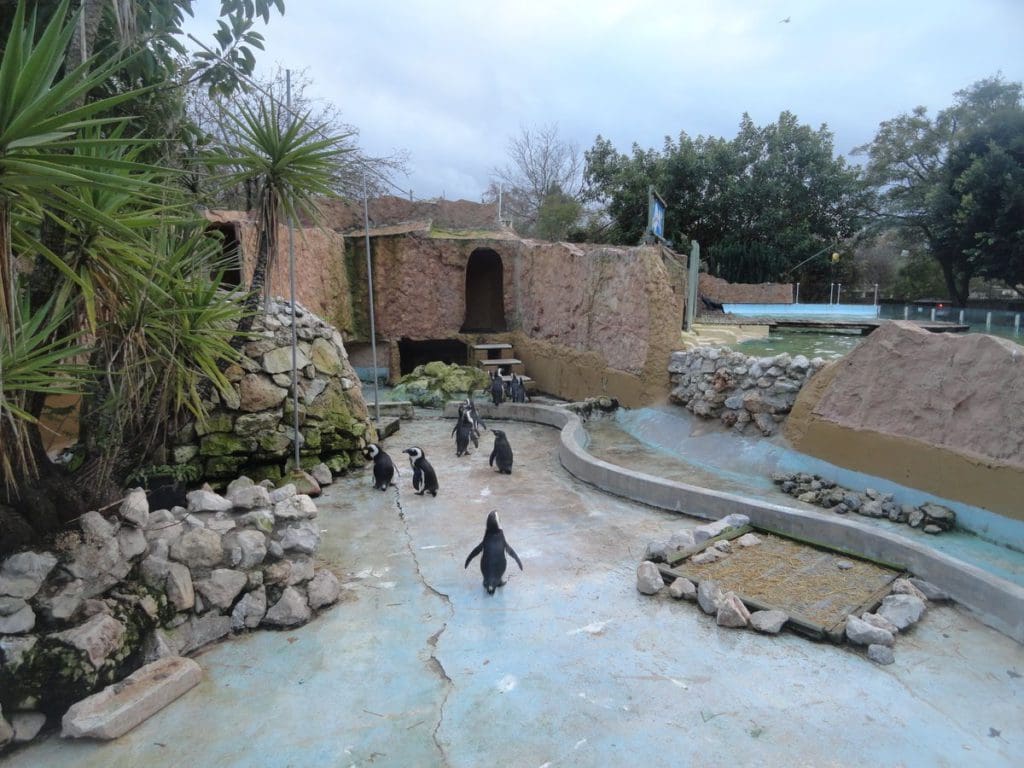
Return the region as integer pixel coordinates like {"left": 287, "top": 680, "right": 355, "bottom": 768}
{"left": 583, "top": 111, "right": 866, "bottom": 287}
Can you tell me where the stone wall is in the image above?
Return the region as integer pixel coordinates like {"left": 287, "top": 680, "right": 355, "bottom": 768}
{"left": 668, "top": 348, "right": 827, "bottom": 435}
{"left": 0, "top": 479, "right": 339, "bottom": 750}
{"left": 785, "top": 321, "right": 1024, "bottom": 520}
{"left": 170, "top": 299, "right": 374, "bottom": 485}
{"left": 698, "top": 274, "right": 793, "bottom": 305}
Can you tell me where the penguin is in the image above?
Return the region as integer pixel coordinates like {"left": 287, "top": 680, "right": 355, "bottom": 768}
{"left": 365, "top": 443, "right": 395, "bottom": 491}
{"left": 489, "top": 429, "right": 514, "bottom": 474}
{"left": 464, "top": 510, "right": 523, "bottom": 594}
{"left": 489, "top": 370, "right": 504, "bottom": 406}
{"left": 465, "top": 395, "right": 485, "bottom": 439}
{"left": 403, "top": 446, "right": 438, "bottom": 496}
{"left": 451, "top": 407, "right": 474, "bottom": 457}
{"left": 510, "top": 375, "right": 528, "bottom": 404}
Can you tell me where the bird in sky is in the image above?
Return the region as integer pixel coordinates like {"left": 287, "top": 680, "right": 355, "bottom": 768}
{"left": 780, "top": 17, "right": 791, "bottom": 23}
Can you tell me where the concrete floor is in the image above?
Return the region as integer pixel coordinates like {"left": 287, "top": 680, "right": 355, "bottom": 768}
{"left": 5, "top": 417, "right": 1022, "bottom": 767}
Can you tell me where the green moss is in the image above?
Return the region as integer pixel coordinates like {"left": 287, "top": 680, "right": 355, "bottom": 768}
{"left": 242, "top": 463, "right": 284, "bottom": 484}
{"left": 392, "top": 362, "right": 489, "bottom": 406}
{"left": 204, "top": 455, "right": 248, "bottom": 477}
{"left": 200, "top": 432, "right": 256, "bottom": 456}
{"left": 195, "top": 412, "right": 236, "bottom": 436}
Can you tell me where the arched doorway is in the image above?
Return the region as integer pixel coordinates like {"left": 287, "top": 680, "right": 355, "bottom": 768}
{"left": 461, "top": 248, "right": 507, "bottom": 332}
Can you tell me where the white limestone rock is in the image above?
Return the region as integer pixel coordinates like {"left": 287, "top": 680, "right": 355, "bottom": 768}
{"left": 736, "top": 533, "right": 762, "bottom": 548}
{"left": 230, "top": 586, "right": 267, "bottom": 631}
{"left": 891, "top": 578, "right": 928, "bottom": 602}
{"left": 636, "top": 561, "right": 664, "bottom": 595}
{"left": 909, "top": 577, "right": 951, "bottom": 602}
{"left": 643, "top": 540, "right": 668, "bottom": 562}
{"left": 269, "top": 483, "right": 297, "bottom": 504}
{"left": 227, "top": 484, "right": 271, "bottom": 511}
{"left": 750, "top": 609, "right": 788, "bottom": 634}
{"left": 34, "top": 579, "right": 86, "bottom": 623}
{"left": 0, "top": 599, "right": 35, "bottom": 634}
{"left": 11, "top": 712, "right": 46, "bottom": 743}
{"left": 845, "top": 614, "right": 895, "bottom": 647}
{"left": 0, "top": 551, "right": 58, "bottom": 599}
{"left": 668, "top": 577, "right": 696, "bottom": 601}
{"left": 286, "top": 556, "right": 316, "bottom": 586}
{"left": 170, "top": 528, "right": 223, "bottom": 569}
{"left": 80, "top": 510, "right": 116, "bottom": 540}
{"left": 262, "top": 586, "right": 311, "bottom": 627}
{"left": 117, "top": 526, "right": 148, "bottom": 561}
{"left": 716, "top": 592, "right": 751, "bottom": 628}
{"left": 185, "top": 489, "right": 232, "bottom": 514}
{"left": 0, "top": 635, "right": 37, "bottom": 670}
{"left": 224, "top": 529, "right": 268, "bottom": 570}
{"left": 52, "top": 613, "right": 126, "bottom": 668}
{"left": 119, "top": 488, "right": 150, "bottom": 528}
{"left": 307, "top": 570, "right": 341, "bottom": 610}
{"left": 0, "top": 708, "right": 12, "bottom": 749}
{"left": 237, "top": 508, "right": 275, "bottom": 534}
{"left": 166, "top": 614, "right": 232, "bottom": 656}
{"left": 311, "top": 463, "right": 333, "bottom": 487}
{"left": 868, "top": 644, "right": 895, "bottom": 665}
{"left": 877, "top": 594, "right": 927, "bottom": 631}
{"left": 61, "top": 657, "right": 202, "bottom": 740}
{"left": 278, "top": 521, "right": 320, "bottom": 554}
{"left": 195, "top": 569, "right": 248, "bottom": 611}
{"left": 225, "top": 476, "right": 254, "bottom": 496}
{"left": 142, "top": 629, "right": 175, "bottom": 664}
{"left": 690, "top": 549, "right": 723, "bottom": 565}
{"left": 697, "top": 580, "right": 723, "bottom": 615}
{"left": 860, "top": 612, "right": 900, "bottom": 635}
{"left": 273, "top": 494, "right": 318, "bottom": 521}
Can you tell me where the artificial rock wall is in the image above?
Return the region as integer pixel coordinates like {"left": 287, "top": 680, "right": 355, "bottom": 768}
{"left": 170, "top": 299, "right": 375, "bottom": 485}
{"left": 698, "top": 274, "right": 793, "bottom": 305}
{"left": 785, "top": 321, "right": 1024, "bottom": 519}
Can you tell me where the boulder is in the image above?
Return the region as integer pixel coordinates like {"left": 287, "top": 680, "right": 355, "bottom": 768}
{"left": 238, "top": 374, "right": 288, "bottom": 412}
{"left": 750, "top": 610, "right": 788, "bottom": 634}
{"left": 0, "top": 551, "right": 58, "bottom": 599}
{"left": 273, "top": 494, "right": 318, "bottom": 521}
{"left": 226, "top": 484, "right": 271, "bottom": 511}
{"left": 891, "top": 578, "right": 928, "bottom": 602}
{"left": 845, "top": 614, "right": 894, "bottom": 647}
{"left": 0, "top": 709, "right": 11, "bottom": 749}
{"left": 278, "top": 521, "right": 320, "bottom": 554}
{"left": 61, "top": 656, "right": 202, "bottom": 740}
{"left": 262, "top": 586, "right": 311, "bottom": 627}
{"left": 860, "top": 612, "right": 900, "bottom": 635}
{"left": 34, "top": 579, "right": 87, "bottom": 623}
{"left": 230, "top": 586, "right": 267, "bottom": 631}
{"left": 80, "top": 510, "right": 116, "bottom": 540}
{"left": 117, "top": 526, "right": 148, "bottom": 560}
{"left": 170, "top": 528, "right": 223, "bottom": 569}
{"left": 64, "top": 535, "right": 130, "bottom": 598}
{"left": 269, "top": 484, "right": 297, "bottom": 504}
{"left": 909, "top": 577, "right": 951, "bottom": 602}
{"left": 307, "top": 569, "right": 341, "bottom": 609}
{"left": 224, "top": 529, "right": 268, "bottom": 570}
{"left": 0, "top": 635, "right": 38, "bottom": 670}
{"left": 636, "top": 561, "right": 664, "bottom": 595}
{"left": 690, "top": 549, "right": 723, "bottom": 565}
{"left": 697, "top": 580, "right": 722, "bottom": 615}
{"left": 716, "top": 592, "right": 751, "bottom": 628}
{"left": 286, "top": 556, "right": 316, "bottom": 585}
{"left": 877, "top": 594, "right": 927, "bottom": 630}
{"left": 287, "top": 470, "right": 322, "bottom": 498}
{"left": 867, "top": 644, "right": 895, "bottom": 665}
{"left": 237, "top": 508, "right": 275, "bottom": 534}
{"left": 225, "top": 475, "right": 255, "bottom": 495}
{"left": 52, "top": 613, "right": 126, "bottom": 668}
{"left": 643, "top": 540, "right": 668, "bottom": 562}
{"left": 735, "top": 533, "right": 762, "bottom": 548}
{"left": 119, "top": 488, "right": 150, "bottom": 528}
{"left": 668, "top": 577, "right": 696, "bottom": 601}
{"left": 11, "top": 712, "right": 46, "bottom": 743}
{"left": 194, "top": 569, "right": 248, "bottom": 611}
{"left": 185, "top": 489, "right": 232, "bottom": 514}
{"left": 166, "top": 563, "right": 195, "bottom": 612}
{"left": 0, "top": 599, "right": 35, "bottom": 634}
{"left": 311, "top": 463, "right": 333, "bottom": 487}
{"left": 166, "top": 614, "right": 232, "bottom": 656}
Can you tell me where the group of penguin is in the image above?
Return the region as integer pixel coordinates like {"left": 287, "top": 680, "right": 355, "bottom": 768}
{"left": 489, "top": 369, "right": 528, "bottom": 406}
{"left": 362, "top": 395, "right": 521, "bottom": 595}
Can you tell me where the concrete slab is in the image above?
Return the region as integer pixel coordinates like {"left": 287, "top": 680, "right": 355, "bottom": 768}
{"left": 5, "top": 418, "right": 1022, "bottom": 767}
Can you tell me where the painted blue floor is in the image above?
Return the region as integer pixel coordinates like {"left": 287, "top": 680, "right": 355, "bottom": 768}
{"left": 4, "top": 418, "right": 1021, "bottom": 768}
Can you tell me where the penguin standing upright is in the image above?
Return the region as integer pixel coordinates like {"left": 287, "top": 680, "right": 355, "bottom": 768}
{"left": 489, "top": 429, "right": 514, "bottom": 474}
{"left": 403, "top": 446, "right": 438, "bottom": 496}
{"left": 489, "top": 370, "right": 504, "bottom": 406}
{"left": 365, "top": 443, "right": 395, "bottom": 491}
{"left": 465, "top": 395, "right": 485, "bottom": 443}
{"left": 451, "top": 407, "right": 474, "bottom": 457}
{"left": 510, "top": 375, "right": 528, "bottom": 403}
{"left": 464, "top": 510, "right": 523, "bottom": 594}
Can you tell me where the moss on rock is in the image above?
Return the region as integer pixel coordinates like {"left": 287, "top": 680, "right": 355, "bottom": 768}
{"left": 392, "top": 362, "right": 489, "bottom": 407}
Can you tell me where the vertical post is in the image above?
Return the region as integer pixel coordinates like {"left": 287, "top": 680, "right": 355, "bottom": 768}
{"left": 684, "top": 241, "right": 700, "bottom": 331}
{"left": 497, "top": 185, "right": 503, "bottom": 224}
{"left": 1015, "top": 314, "right": 1020, "bottom": 335}
{"left": 986, "top": 311, "right": 992, "bottom": 331}
{"left": 286, "top": 70, "right": 301, "bottom": 471}
{"left": 363, "top": 174, "right": 381, "bottom": 425}
{"left": 930, "top": 307, "right": 936, "bottom": 322}
{"left": 904, "top": 305, "right": 909, "bottom": 320}
{"left": 794, "top": 282, "right": 799, "bottom": 304}
{"left": 837, "top": 283, "right": 842, "bottom": 304}
{"left": 873, "top": 283, "right": 879, "bottom": 317}
{"left": 959, "top": 309, "right": 965, "bottom": 325}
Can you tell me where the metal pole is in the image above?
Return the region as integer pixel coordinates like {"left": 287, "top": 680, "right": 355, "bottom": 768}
{"left": 286, "top": 70, "right": 301, "bottom": 471}
{"left": 904, "top": 305, "right": 909, "bottom": 320}
{"left": 837, "top": 283, "right": 842, "bottom": 304}
{"left": 684, "top": 241, "right": 700, "bottom": 331}
{"left": 794, "top": 282, "right": 799, "bottom": 304}
{"left": 986, "top": 311, "right": 992, "bottom": 331}
{"left": 363, "top": 173, "right": 381, "bottom": 425}
{"left": 873, "top": 283, "right": 879, "bottom": 317}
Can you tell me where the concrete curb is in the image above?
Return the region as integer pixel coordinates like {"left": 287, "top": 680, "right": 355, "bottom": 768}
{"left": 446, "top": 401, "right": 1024, "bottom": 644}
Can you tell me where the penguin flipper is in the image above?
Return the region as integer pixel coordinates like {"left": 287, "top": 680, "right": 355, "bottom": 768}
{"left": 489, "top": 449, "right": 496, "bottom": 467}
{"left": 505, "top": 543, "right": 524, "bottom": 571}
{"left": 464, "top": 542, "right": 483, "bottom": 568}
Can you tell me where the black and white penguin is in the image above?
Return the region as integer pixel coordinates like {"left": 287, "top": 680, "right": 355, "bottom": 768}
{"left": 465, "top": 395, "right": 485, "bottom": 441}
{"left": 403, "top": 446, "right": 438, "bottom": 496}
{"left": 365, "top": 443, "right": 395, "bottom": 491}
{"left": 489, "top": 429, "right": 513, "bottom": 474}
{"left": 464, "top": 510, "right": 523, "bottom": 594}
{"left": 489, "top": 370, "right": 504, "bottom": 406}
{"left": 510, "top": 375, "right": 528, "bottom": 403}
{"left": 451, "top": 407, "right": 474, "bottom": 457}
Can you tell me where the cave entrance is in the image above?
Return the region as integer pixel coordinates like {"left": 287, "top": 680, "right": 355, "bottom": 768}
{"left": 207, "top": 222, "right": 242, "bottom": 288}
{"left": 461, "top": 248, "right": 507, "bottom": 332}
{"left": 398, "top": 339, "right": 468, "bottom": 375}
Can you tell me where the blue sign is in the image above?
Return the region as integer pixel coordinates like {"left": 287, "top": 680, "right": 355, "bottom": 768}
{"left": 647, "top": 187, "right": 667, "bottom": 241}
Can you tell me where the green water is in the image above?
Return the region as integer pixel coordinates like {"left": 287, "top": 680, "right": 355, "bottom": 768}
{"left": 735, "top": 329, "right": 864, "bottom": 360}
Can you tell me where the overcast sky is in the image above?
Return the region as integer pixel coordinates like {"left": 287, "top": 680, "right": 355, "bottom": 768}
{"left": 184, "top": 0, "right": 1024, "bottom": 202}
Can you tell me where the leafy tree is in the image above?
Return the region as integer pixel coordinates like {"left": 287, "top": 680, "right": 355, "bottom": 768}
{"left": 488, "top": 123, "right": 583, "bottom": 237}
{"left": 583, "top": 112, "right": 865, "bottom": 285}
{"left": 856, "top": 75, "right": 1023, "bottom": 305}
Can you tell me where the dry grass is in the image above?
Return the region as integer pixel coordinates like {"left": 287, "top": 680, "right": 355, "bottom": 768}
{"left": 681, "top": 534, "right": 899, "bottom": 627}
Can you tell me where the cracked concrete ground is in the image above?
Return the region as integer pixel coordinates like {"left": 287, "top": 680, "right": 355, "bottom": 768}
{"left": 4, "top": 416, "right": 1022, "bottom": 767}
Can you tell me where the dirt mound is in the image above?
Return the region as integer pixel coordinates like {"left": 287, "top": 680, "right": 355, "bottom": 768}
{"left": 315, "top": 196, "right": 502, "bottom": 233}
{"left": 786, "top": 321, "right": 1024, "bottom": 518}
